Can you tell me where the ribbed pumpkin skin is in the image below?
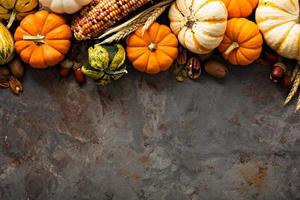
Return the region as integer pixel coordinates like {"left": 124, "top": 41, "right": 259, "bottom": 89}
{"left": 0, "top": 23, "right": 14, "bottom": 65}
{"left": 168, "top": 0, "right": 227, "bottom": 54}
{"left": 256, "top": 0, "right": 300, "bottom": 60}
{"left": 126, "top": 23, "right": 178, "bottom": 74}
{"left": 0, "top": 0, "right": 38, "bottom": 21}
{"left": 39, "top": 0, "right": 92, "bottom": 14}
{"left": 218, "top": 18, "right": 263, "bottom": 65}
{"left": 222, "top": 0, "right": 258, "bottom": 18}
{"left": 14, "top": 10, "right": 72, "bottom": 69}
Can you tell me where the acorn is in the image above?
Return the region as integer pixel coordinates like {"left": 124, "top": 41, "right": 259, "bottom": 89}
{"left": 280, "top": 75, "right": 292, "bottom": 89}
{"left": 9, "top": 58, "right": 24, "bottom": 79}
{"left": 260, "top": 50, "right": 280, "bottom": 64}
{"left": 270, "top": 62, "right": 287, "bottom": 83}
{"left": 59, "top": 67, "right": 72, "bottom": 77}
{"left": 74, "top": 67, "right": 86, "bottom": 86}
{"left": 264, "top": 50, "right": 281, "bottom": 63}
{"left": 59, "top": 59, "right": 74, "bottom": 77}
{"left": 186, "top": 57, "right": 201, "bottom": 80}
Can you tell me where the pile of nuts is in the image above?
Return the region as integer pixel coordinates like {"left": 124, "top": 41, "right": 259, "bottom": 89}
{"left": 171, "top": 46, "right": 228, "bottom": 82}
{"left": 0, "top": 57, "right": 24, "bottom": 95}
{"left": 59, "top": 59, "right": 86, "bottom": 86}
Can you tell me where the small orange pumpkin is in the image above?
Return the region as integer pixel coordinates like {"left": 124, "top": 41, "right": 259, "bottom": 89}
{"left": 14, "top": 10, "right": 72, "bottom": 69}
{"left": 126, "top": 22, "right": 178, "bottom": 74}
{"left": 222, "top": 0, "right": 258, "bottom": 18}
{"left": 218, "top": 18, "right": 263, "bottom": 66}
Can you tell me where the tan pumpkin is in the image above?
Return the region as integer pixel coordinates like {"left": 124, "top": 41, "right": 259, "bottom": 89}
{"left": 256, "top": 0, "right": 300, "bottom": 60}
{"left": 126, "top": 22, "right": 178, "bottom": 74}
{"left": 168, "top": 0, "right": 227, "bottom": 54}
{"left": 39, "top": 0, "right": 92, "bottom": 14}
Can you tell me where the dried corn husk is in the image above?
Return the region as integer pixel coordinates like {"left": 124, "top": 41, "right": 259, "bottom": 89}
{"left": 98, "top": 0, "right": 174, "bottom": 44}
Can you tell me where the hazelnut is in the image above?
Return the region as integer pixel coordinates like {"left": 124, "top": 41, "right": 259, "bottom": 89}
{"left": 59, "top": 67, "right": 72, "bottom": 77}
{"left": 264, "top": 51, "right": 281, "bottom": 63}
{"left": 74, "top": 67, "right": 86, "bottom": 86}
{"left": 280, "top": 75, "right": 292, "bottom": 89}
{"left": 270, "top": 62, "right": 287, "bottom": 82}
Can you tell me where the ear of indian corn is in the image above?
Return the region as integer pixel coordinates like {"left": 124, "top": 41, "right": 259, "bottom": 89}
{"left": 73, "top": 0, "right": 100, "bottom": 22}
{"left": 71, "top": 0, "right": 151, "bottom": 40}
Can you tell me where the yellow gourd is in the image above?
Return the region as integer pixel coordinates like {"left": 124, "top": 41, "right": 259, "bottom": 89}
{"left": 0, "top": 0, "right": 38, "bottom": 29}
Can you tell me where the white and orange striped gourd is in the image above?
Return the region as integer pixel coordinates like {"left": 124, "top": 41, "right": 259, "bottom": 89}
{"left": 0, "top": 23, "right": 14, "bottom": 65}
{"left": 256, "top": 0, "right": 300, "bottom": 60}
{"left": 168, "top": 0, "right": 228, "bottom": 54}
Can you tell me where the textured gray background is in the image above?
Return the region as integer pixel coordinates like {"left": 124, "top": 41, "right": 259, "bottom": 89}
{"left": 0, "top": 58, "right": 300, "bottom": 200}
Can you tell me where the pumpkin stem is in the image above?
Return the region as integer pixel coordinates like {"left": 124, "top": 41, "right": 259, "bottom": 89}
{"left": 186, "top": 19, "right": 195, "bottom": 29}
{"left": 148, "top": 43, "right": 157, "bottom": 52}
{"left": 23, "top": 35, "right": 45, "bottom": 45}
{"left": 6, "top": 10, "right": 17, "bottom": 29}
{"left": 224, "top": 42, "right": 240, "bottom": 56}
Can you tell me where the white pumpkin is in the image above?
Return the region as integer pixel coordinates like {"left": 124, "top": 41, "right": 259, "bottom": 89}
{"left": 168, "top": 0, "right": 227, "bottom": 54}
{"left": 39, "top": 0, "right": 92, "bottom": 14}
{"left": 256, "top": 0, "right": 300, "bottom": 60}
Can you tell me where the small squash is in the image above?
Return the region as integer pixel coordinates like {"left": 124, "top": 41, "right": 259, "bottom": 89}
{"left": 82, "top": 44, "right": 128, "bottom": 86}
{"left": 256, "top": 0, "right": 300, "bottom": 60}
{"left": 218, "top": 18, "right": 263, "bottom": 65}
{"left": 126, "top": 22, "right": 178, "bottom": 74}
{"left": 39, "top": 0, "right": 92, "bottom": 14}
{"left": 168, "top": 0, "right": 227, "bottom": 54}
{"left": 222, "top": 0, "right": 258, "bottom": 18}
{"left": 0, "top": 22, "right": 14, "bottom": 64}
{"left": 0, "top": 0, "right": 38, "bottom": 29}
{"left": 14, "top": 10, "right": 72, "bottom": 69}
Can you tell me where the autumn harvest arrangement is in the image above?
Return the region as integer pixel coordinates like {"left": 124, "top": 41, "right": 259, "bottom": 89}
{"left": 0, "top": 0, "right": 300, "bottom": 111}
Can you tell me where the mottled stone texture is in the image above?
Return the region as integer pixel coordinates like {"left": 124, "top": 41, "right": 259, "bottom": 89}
{"left": 0, "top": 60, "right": 300, "bottom": 200}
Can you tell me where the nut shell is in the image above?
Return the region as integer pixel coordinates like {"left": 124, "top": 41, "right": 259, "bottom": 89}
{"left": 280, "top": 75, "right": 292, "bottom": 88}
{"left": 74, "top": 67, "right": 86, "bottom": 85}
{"left": 0, "top": 66, "right": 10, "bottom": 81}
{"left": 270, "top": 63, "right": 287, "bottom": 82}
{"left": 9, "top": 58, "right": 24, "bottom": 79}
{"left": 9, "top": 76, "right": 23, "bottom": 95}
{"left": 186, "top": 57, "right": 201, "bottom": 80}
{"left": 204, "top": 60, "right": 228, "bottom": 79}
{"left": 177, "top": 47, "right": 187, "bottom": 65}
{"left": 59, "top": 67, "right": 72, "bottom": 77}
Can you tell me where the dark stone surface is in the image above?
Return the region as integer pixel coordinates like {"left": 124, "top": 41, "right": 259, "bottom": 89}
{"left": 0, "top": 59, "right": 300, "bottom": 200}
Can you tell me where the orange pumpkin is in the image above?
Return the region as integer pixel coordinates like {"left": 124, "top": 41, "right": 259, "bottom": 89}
{"left": 126, "top": 22, "right": 178, "bottom": 74}
{"left": 14, "top": 10, "right": 72, "bottom": 69}
{"left": 222, "top": 0, "right": 258, "bottom": 18}
{"left": 218, "top": 18, "right": 263, "bottom": 65}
